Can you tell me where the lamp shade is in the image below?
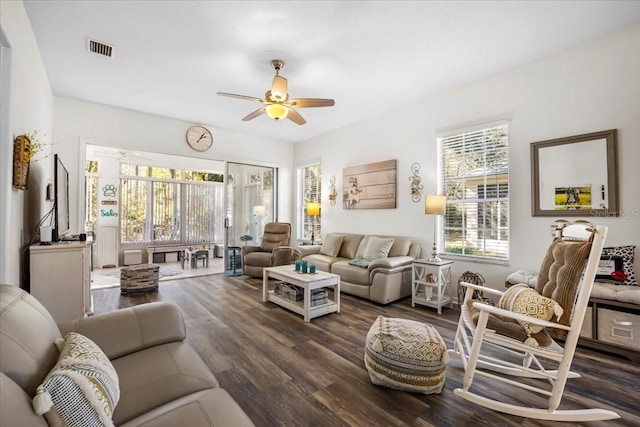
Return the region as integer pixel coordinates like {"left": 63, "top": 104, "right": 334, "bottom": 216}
{"left": 425, "top": 195, "right": 446, "bottom": 215}
{"left": 306, "top": 202, "right": 320, "bottom": 216}
{"left": 265, "top": 103, "right": 288, "bottom": 120}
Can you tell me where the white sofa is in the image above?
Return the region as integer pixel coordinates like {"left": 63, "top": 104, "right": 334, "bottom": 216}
{"left": 298, "top": 233, "right": 420, "bottom": 304}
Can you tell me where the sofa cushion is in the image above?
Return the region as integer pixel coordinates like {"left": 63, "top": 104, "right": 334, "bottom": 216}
{"left": 111, "top": 342, "right": 218, "bottom": 425}
{"left": 34, "top": 332, "right": 120, "bottom": 427}
{"left": 302, "top": 254, "right": 343, "bottom": 273}
{"left": 120, "top": 389, "right": 254, "bottom": 427}
{"left": 1, "top": 373, "right": 49, "bottom": 427}
{"left": 332, "top": 261, "right": 371, "bottom": 286}
{"left": 319, "top": 234, "right": 344, "bottom": 257}
{"left": 362, "top": 236, "right": 395, "bottom": 259}
{"left": 388, "top": 237, "right": 412, "bottom": 257}
{"left": 338, "top": 234, "right": 364, "bottom": 259}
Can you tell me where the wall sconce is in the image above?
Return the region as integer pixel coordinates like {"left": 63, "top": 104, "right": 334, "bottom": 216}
{"left": 425, "top": 195, "right": 446, "bottom": 262}
{"left": 328, "top": 176, "right": 337, "bottom": 206}
{"left": 409, "top": 163, "right": 424, "bottom": 203}
{"left": 306, "top": 202, "right": 320, "bottom": 244}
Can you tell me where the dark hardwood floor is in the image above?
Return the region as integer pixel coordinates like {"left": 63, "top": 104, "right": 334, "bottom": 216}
{"left": 92, "top": 274, "right": 640, "bottom": 427}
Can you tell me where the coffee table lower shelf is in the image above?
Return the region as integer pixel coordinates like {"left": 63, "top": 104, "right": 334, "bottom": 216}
{"left": 266, "top": 291, "right": 338, "bottom": 320}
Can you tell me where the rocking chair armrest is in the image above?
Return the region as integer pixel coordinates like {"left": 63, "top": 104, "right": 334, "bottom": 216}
{"left": 471, "top": 301, "right": 572, "bottom": 331}
{"left": 459, "top": 281, "right": 505, "bottom": 297}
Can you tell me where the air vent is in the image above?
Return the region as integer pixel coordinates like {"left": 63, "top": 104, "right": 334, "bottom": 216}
{"left": 87, "top": 39, "right": 114, "bottom": 58}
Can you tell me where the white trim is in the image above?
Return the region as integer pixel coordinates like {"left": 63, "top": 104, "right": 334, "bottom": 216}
{"left": 436, "top": 118, "right": 510, "bottom": 139}
{"left": 0, "top": 25, "right": 13, "bottom": 283}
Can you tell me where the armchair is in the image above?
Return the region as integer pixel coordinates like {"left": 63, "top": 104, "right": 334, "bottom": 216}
{"left": 242, "top": 222, "right": 296, "bottom": 278}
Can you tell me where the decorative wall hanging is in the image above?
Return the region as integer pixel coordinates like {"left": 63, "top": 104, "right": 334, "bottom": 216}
{"left": 328, "top": 176, "right": 337, "bottom": 206}
{"left": 12, "top": 135, "right": 31, "bottom": 190}
{"left": 409, "top": 162, "right": 424, "bottom": 202}
{"left": 342, "top": 159, "right": 397, "bottom": 209}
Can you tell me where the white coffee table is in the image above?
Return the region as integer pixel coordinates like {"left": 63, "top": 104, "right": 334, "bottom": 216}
{"left": 262, "top": 265, "right": 340, "bottom": 322}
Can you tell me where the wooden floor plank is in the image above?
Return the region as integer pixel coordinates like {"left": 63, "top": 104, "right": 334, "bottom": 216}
{"left": 93, "top": 274, "right": 640, "bottom": 427}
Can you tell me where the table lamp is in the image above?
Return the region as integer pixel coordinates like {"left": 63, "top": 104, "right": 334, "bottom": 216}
{"left": 425, "top": 195, "right": 446, "bottom": 262}
{"left": 306, "top": 202, "right": 320, "bottom": 245}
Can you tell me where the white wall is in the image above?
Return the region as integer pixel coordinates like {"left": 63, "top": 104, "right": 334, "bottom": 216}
{"left": 0, "top": 1, "right": 54, "bottom": 286}
{"left": 295, "top": 23, "right": 640, "bottom": 289}
{"left": 53, "top": 97, "right": 294, "bottom": 234}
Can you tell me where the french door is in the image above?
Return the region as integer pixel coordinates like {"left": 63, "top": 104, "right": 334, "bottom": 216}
{"left": 225, "top": 162, "right": 277, "bottom": 249}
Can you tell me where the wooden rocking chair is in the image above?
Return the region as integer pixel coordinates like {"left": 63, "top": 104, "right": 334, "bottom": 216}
{"left": 448, "top": 223, "right": 620, "bottom": 421}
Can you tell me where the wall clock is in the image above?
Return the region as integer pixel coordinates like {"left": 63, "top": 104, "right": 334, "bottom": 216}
{"left": 186, "top": 125, "right": 213, "bottom": 152}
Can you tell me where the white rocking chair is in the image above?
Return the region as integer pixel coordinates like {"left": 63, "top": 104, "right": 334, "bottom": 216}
{"left": 448, "top": 223, "right": 620, "bottom": 422}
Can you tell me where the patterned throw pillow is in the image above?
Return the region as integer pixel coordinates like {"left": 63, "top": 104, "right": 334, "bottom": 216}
{"left": 601, "top": 245, "right": 637, "bottom": 286}
{"left": 33, "top": 332, "right": 120, "bottom": 427}
{"left": 499, "top": 284, "right": 564, "bottom": 338}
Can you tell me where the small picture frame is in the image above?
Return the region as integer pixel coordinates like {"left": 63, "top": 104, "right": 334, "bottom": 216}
{"left": 595, "top": 255, "right": 624, "bottom": 282}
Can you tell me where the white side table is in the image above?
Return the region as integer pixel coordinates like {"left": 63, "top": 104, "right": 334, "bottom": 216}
{"left": 412, "top": 259, "right": 454, "bottom": 314}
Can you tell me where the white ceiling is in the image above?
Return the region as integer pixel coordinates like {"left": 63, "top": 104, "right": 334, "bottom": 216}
{"left": 23, "top": 1, "right": 640, "bottom": 144}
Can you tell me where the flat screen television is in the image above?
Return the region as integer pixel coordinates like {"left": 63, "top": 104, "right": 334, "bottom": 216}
{"left": 54, "top": 154, "right": 70, "bottom": 241}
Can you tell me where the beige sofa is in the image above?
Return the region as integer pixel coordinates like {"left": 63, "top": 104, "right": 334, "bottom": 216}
{"left": 0, "top": 284, "right": 254, "bottom": 427}
{"left": 299, "top": 233, "right": 420, "bottom": 304}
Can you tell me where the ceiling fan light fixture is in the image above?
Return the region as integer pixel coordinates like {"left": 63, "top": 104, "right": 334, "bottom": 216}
{"left": 265, "top": 103, "right": 288, "bottom": 120}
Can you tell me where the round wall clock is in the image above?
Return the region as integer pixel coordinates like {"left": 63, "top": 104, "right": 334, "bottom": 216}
{"left": 186, "top": 125, "right": 213, "bottom": 152}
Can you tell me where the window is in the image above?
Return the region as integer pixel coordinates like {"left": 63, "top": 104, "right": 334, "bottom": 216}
{"left": 439, "top": 122, "right": 509, "bottom": 261}
{"left": 120, "top": 164, "right": 225, "bottom": 245}
{"left": 298, "top": 163, "right": 322, "bottom": 241}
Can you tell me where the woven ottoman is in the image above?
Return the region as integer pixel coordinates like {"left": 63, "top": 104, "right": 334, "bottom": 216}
{"left": 120, "top": 264, "right": 160, "bottom": 295}
{"left": 364, "top": 316, "right": 448, "bottom": 394}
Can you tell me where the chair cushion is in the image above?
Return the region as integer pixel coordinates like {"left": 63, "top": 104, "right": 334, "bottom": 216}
{"left": 34, "top": 332, "right": 120, "bottom": 427}
{"left": 319, "top": 234, "right": 344, "bottom": 257}
{"left": 535, "top": 238, "right": 592, "bottom": 338}
{"left": 259, "top": 223, "right": 291, "bottom": 251}
{"left": 243, "top": 251, "right": 274, "bottom": 268}
{"left": 498, "top": 284, "right": 563, "bottom": 335}
{"left": 362, "top": 236, "right": 394, "bottom": 259}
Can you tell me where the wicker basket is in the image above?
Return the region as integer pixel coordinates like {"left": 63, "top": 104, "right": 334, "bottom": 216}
{"left": 120, "top": 264, "right": 160, "bottom": 295}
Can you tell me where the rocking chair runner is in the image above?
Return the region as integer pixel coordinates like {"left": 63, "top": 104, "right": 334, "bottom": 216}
{"left": 449, "top": 223, "right": 620, "bottom": 421}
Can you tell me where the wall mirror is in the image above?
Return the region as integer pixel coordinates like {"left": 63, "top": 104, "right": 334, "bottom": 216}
{"left": 531, "top": 129, "right": 618, "bottom": 217}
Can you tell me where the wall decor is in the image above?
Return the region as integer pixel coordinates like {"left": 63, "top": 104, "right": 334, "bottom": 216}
{"left": 12, "top": 135, "right": 31, "bottom": 190}
{"left": 328, "top": 176, "right": 337, "bottom": 206}
{"left": 531, "top": 129, "right": 618, "bottom": 216}
{"left": 409, "top": 162, "right": 424, "bottom": 203}
{"left": 343, "top": 159, "right": 397, "bottom": 209}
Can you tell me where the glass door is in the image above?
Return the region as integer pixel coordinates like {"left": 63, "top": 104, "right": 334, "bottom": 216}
{"left": 225, "top": 162, "right": 276, "bottom": 252}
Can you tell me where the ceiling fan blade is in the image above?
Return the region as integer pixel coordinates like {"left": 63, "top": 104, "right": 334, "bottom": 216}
{"left": 289, "top": 98, "right": 335, "bottom": 108}
{"left": 242, "top": 108, "right": 266, "bottom": 121}
{"left": 270, "top": 75, "right": 288, "bottom": 101}
{"left": 217, "top": 92, "right": 262, "bottom": 102}
{"left": 286, "top": 108, "right": 306, "bottom": 125}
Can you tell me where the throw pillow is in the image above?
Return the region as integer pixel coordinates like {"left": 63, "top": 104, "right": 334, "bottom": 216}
{"left": 499, "top": 284, "right": 564, "bottom": 338}
{"left": 319, "top": 234, "right": 344, "bottom": 257}
{"left": 601, "top": 245, "right": 637, "bottom": 286}
{"left": 362, "top": 236, "right": 394, "bottom": 260}
{"left": 33, "top": 332, "right": 120, "bottom": 427}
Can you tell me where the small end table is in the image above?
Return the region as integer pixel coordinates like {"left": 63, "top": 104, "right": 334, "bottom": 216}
{"left": 412, "top": 259, "right": 454, "bottom": 314}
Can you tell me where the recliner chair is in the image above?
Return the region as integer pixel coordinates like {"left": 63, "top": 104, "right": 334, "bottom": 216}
{"left": 242, "top": 222, "right": 297, "bottom": 278}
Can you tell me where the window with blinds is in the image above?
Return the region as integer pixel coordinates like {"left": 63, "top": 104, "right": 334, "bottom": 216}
{"left": 299, "top": 163, "right": 322, "bottom": 241}
{"left": 120, "top": 164, "right": 224, "bottom": 245}
{"left": 439, "top": 122, "right": 509, "bottom": 261}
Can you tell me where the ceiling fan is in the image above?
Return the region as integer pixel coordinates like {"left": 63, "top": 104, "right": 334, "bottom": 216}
{"left": 217, "top": 59, "right": 335, "bottom": 125}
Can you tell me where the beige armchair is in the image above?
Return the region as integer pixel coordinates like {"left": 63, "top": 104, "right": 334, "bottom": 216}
{"left": 242, "top": 222, "right": 297, "bottom": 278}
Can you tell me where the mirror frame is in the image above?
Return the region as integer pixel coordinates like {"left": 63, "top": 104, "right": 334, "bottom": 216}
{"left": 531, "top": 129, "right": 618, "bottom": 217}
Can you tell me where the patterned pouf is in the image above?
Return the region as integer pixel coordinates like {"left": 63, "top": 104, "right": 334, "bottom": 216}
{"left": 120, "top": 264, "right": 160, "bottom": 295}
{"left": 364, "top": 315, "right": 448, "bottom": 394}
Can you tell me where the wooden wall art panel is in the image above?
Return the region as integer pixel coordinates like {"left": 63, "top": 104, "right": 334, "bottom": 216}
{"left": 343, "top": 159, "right": 397, "bottom": 209}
